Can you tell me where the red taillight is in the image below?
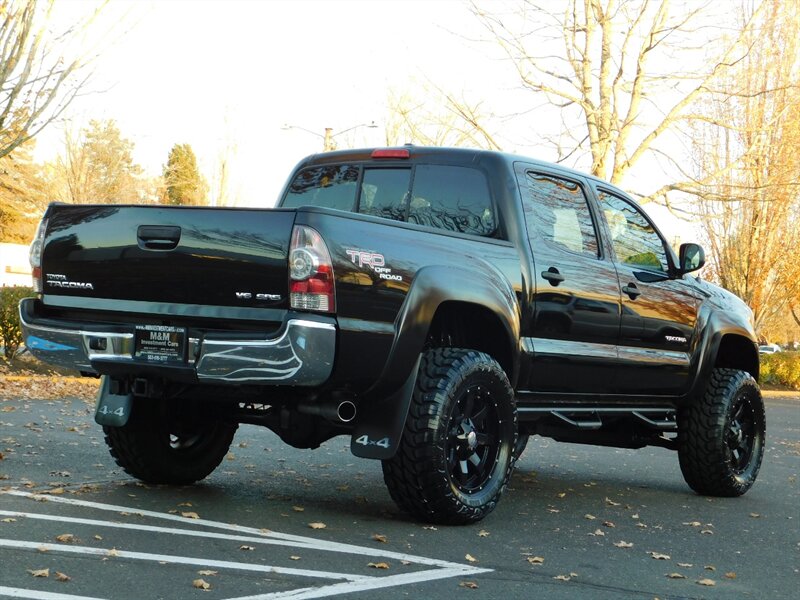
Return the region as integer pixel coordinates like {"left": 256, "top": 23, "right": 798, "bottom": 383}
{"left": 289, "top": 225, "right": 335, "bottom": 312}
{"left": 371, "top": 148, "right": 410, "bottom": 159}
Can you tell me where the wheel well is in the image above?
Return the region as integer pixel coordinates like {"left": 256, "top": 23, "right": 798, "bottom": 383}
{"left": 714, "top": 334, "right": 759, "bottom": 381}
{"left": 426, "top": 301, "right": 514, "bottom": 379}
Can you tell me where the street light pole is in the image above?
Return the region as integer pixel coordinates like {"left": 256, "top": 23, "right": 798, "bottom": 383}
{"left": 283, "top": 122, "right": 377, "bottom": 152}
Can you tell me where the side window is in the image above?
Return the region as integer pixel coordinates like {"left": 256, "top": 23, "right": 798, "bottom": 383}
{"left": 597, "top": 190, "right": 669, "bottom": 272}
{"left": 409, "top": 165, "right": 495, "bottom": 236}
{"left": 357, "top": 169, "right": 411, "bottom": 222}
{"left": 282, "top": 165, "right": 359, "bottom": 211}
{"left": 520, "top": 172, "right": 599, "bottom": 257}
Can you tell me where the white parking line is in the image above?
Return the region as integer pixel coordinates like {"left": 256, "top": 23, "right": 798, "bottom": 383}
{"left": 0, "top": 491, "right": 491, "bottom": 599}
{"left": 0, "top": 539, "right": 368, "bottom": 581}
{"left": 0, "top": 588, "right": 105, "bottom": 600}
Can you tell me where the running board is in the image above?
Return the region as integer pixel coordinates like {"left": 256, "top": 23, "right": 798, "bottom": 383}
{"left": 517, "top": 406, "right": 678, "bottom": 431}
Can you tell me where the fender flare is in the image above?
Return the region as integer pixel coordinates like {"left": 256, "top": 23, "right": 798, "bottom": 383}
{"left": 351, "top": 265, "right": 520, "bottom": 459}
{"left": 684, "top": 308, "right": 759, "bottom": 404}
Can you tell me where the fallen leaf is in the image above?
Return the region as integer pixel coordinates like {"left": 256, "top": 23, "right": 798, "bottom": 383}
{"left": 725, "top": 572, "right": 737, "bottom": 579}
{"left": 309, "top": 522, "right": 327, "bottom": 530}
{"left": 553, "top": 574, "right": 571, "bottom": 581}
{"left": 240, "top": 545, "right": 255, "bottom": 551}
{"left": 459, "top": 581, "right": 479, "bottom": 589}
{"left": 602, "top": 521, "right": 616, "bottom": 528}
{"left": 368, "top": 562, "right": 390, "bottom": 569}
{"left": 697, "top": 578, "right": 716, "bottom": 586}
{"left": 1, "top": 518, "right": 16, "bottom": 523}
{"left": 465, "top": 554, "right": 478, "bottom": 563}
{"left": 372, "top": 534, "right": 388, "bottom": 543}
{"left": 197, "top": 570, "right": 218, "bottom": 576}
{"left": 584, "top": 514, "right": 596, "bottom": 520}
{"left": 704, "top": 565, "right": 716, "bottom": 571}
{"left": 667, "top": 573, "right": 687, "bottom": 579}
{"left": 193, "top": 578, "right": 211, "bottom": 590}
{"left": 37, "top": 546, "right": 49, "bottom": 553}
{"left": 749, "top": 513, "right": 761, "bottom": 518}
{"left": 557, "top": 492, "right": 566, "bottom": 498}
{"left": 614, "top": 541, "right": 634, "bottom": 548}
{"left": 677, "top": 562, "right": 693, "bottom": 568}
{"left": 527, "top": 556, "right": 544, "bottom": 564}
{"left": 700, "top": 529, "right": 714, "bottom": 535}
{"left": 55, "top": 534, "right": 74, "bottom": 543}
{"left": 94, "top": 535, "right": 102, "bottom": 541}
{"left": 478, "top": 529, "right": 490, "bottom": 537}
{"left": 55, "top": 572, "right": 71, "bottom": 582}
{"left": 423, "top": 525, "right": 438, "bottom": 531}
{"left": 292, "top": 506, "right": 305, "bottom": 512}
{"left": 47, "top": 488, "right": 64, "bottom": 495}
{"left": 590, "top": 528, "right": 605, "bottom": 536}
{"left": 649, "top": 552, "right": 671, "bottom": 560}
{"left": 28, "top": 568, "right": 49, "bottom": 578}
{"left": 605, "top": 497, "right": 621, "bottom": 506}
{"left": 290, "top": 555, "right": 301, "bottom": 561}
{"left": 181, "top": 512, "right": 200, "bottom": 519}
{"left": 683, "top": 521, "right": 702, "bottom": 527}
{"left": 107, "top": 548, "right": 120, "bottom": 557}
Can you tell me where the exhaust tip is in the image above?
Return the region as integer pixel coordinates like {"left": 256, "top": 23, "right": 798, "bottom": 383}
{"left": 337, "top": 400, "right": 357, "bottom": 423}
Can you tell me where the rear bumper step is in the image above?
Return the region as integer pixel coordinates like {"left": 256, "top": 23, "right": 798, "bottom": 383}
{"left": 19, "top": 298, "right": 335, "bottom": 385}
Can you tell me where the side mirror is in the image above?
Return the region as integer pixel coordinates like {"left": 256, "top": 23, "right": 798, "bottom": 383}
{"left": 678, "top": 243, "right": 705, "bottom": 274}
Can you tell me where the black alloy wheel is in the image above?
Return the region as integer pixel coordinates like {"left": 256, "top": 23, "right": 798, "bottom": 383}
{"left": 446, "top": 383, "right": 502, "bottom": 494}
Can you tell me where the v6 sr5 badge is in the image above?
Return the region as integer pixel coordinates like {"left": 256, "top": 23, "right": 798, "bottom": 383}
{"left": 345, "top": 249, "right": 403, "bottom": 282}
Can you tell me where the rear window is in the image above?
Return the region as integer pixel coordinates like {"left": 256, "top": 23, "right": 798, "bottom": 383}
{"left": 281, "top": 163, "right": 495, "bottom": 237}
{"left": 282, "top": 165, "right": 359, "bottom": 211}
{"left": 408, "top": 165, "right": 494, "bottom": 236}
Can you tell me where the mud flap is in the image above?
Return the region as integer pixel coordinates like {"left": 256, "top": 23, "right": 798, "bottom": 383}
{"left": 350, "top": 355, "right": 421, "bottom": 459}
{"left": 94, "top": 376, "right": 133, "bottom": 427}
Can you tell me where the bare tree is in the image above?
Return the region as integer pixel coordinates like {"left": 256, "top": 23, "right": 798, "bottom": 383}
{"left": 470, "top": 0, "right": 771, "bottom": 201}
{"left": 49, "top": 119, "right": 146, "bottom": 204}
{"left": 0, "top": 0, "right": 106, "bottom": 160}
{"left": 385, "top": 83, "right": 502, "bottom": 150}
{"left": 693, "top": 0, "right": 800, "bottom": 335}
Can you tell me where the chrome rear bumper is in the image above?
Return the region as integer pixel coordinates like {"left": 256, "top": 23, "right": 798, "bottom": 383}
{"left": 18, "top": 299, "right": 335, "bottom": 385}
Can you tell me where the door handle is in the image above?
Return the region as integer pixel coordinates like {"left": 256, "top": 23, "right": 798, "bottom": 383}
{"left": 541, "top": 267, "right": 565, "bottom": 286}
{"left": 622, "top": 283, "right": 642, "bottom": 299}
{"left": 137, "top": 225, "right": 181, "bottom": 250}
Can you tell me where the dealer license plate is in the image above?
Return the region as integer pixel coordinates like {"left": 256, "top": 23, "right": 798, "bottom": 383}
{"left": 134, "top": 325, "right": 186, "bottom": 364}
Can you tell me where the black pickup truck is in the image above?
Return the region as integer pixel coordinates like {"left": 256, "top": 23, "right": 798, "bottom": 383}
{"left": 20, "top": 146, "right": 765, "bottom": 524}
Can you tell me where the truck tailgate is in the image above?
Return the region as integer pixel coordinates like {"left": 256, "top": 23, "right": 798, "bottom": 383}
{"left": 41, "top": 205, "right": 295, "bottom": 310}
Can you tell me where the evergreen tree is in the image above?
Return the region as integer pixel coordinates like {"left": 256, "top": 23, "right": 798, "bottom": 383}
{"left": 163, "top": 143, "right": 207, "bottom": 206}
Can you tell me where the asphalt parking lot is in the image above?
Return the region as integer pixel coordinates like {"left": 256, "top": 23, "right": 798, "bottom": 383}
{"left": 0, "top": 391, "right": 798, "bottom": 599}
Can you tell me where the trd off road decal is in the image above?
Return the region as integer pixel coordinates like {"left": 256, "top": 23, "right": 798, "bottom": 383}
{"left": 345, "top": 249, "right": 403, "bottom": 282}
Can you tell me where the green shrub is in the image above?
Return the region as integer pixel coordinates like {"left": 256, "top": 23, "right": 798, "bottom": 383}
{"left": 760, "top": 352, "right": 800, "bottom": 390}
{"left": 0, "top": 286, "right": 33, "bottom": 359}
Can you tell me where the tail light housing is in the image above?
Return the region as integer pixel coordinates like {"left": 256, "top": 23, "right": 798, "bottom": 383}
{"left": 29, "top": 217, "right": 48, "bottom": 293}
{"left": 289, "top": 225, "right": 335, "bottom": 312}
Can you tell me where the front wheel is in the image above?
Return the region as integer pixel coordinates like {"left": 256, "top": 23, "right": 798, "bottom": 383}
{"left": 382, "top": 348, "right": 517, "bottom": 525}
{"left": 678, "top": 368, "right": 765, "bottom": 497}
{"left": 104, "top": 398, "right": 237, "bottom": 485}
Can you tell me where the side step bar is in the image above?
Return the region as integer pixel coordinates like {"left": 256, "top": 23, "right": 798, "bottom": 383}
{"left": 517, "top": 406, "right": 677, "bottom": 431}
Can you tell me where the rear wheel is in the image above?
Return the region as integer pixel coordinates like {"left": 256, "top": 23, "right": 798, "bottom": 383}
{"left": 103, "top": 398, "right": 237, "bottom": 485}
{"left": 678, "top": 368, "right": 765, "bottom": 496}
{"left": 382, "top": 348, "right": 516, "bottom": 525}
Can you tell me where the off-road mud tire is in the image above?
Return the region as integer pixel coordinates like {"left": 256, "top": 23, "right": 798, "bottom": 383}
{"left": 103, "top": 398, "right": 237, "bottom": 485}
{"left": 678, "top": 368, "right": 765, "bottom": 496}
{"left": 382, "top": 348, "right": 516, "bottom": 525}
